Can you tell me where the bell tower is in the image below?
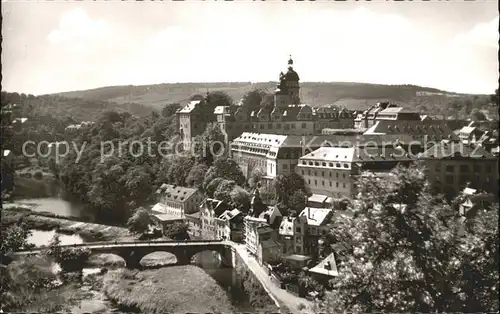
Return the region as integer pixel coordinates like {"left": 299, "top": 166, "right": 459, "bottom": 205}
{"left": 274, "top": 55, "right": 301, "bottom": 108}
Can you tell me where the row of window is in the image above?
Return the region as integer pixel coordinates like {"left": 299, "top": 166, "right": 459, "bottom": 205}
{"left": 308, "top": 179, "right": 349, "bottom": 189}
{"left": 437, "top": 175, "right": 495, "bottom": 185}
{"left": 301, "top": 160, "right": 351, "bottom": 169}
{"left": 301, "top": 169, "right": 349, "bottom": 179}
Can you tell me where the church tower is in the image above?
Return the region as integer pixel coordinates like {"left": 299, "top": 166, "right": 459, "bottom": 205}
{"left": 274, "top": 55, "right": 301, "bottom": 108}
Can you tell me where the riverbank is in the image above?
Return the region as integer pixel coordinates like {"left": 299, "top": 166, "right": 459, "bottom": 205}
{"left": 102, "top": 266, "right": 236, "bottom": 313}
{"left": 1, "top": 206, "right": 132, "bottom": 242}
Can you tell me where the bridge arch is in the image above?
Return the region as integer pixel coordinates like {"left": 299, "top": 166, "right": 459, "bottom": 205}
{"left": 87, "top": 253, "right": 126, "bottom": 268}
{"left": 191, "top": 250, "right": 223, "bottom": 268}
{"left": 139, "top": 251, "right": 178, "bottom": 268}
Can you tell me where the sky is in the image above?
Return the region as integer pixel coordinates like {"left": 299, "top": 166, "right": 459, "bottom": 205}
{"left": 1, "top": 1, "right": 498, "bottom": 95}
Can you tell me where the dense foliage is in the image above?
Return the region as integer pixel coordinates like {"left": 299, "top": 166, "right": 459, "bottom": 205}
{"left": 273, "top": 173, "right": 311, "bottom": 215}
{"left": 127, "top": 207, "right": 154, "bottom": 234}
{"left": 317, "top": 164, "right": 499, "bottom": 313}
{"left": 44, "top": 235, "right": 91, "bottom": 272}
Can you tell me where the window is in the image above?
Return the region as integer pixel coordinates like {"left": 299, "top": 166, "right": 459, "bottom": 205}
{"left": 322, "top": 162, "right": 326, "bottom": 167}
{"left": 296, "top": 246, "right": 301, "bottom": 253}
{"left": 459, "top": 165, "right": 469, "bottom": 173}
{"left": 322, "top": 171, "right": 325, "bottom": 177}
{"left": 343, "top": 183, "right": 346, "bottom": 188}
{"left": 308, "top": 170, "right": 311, "bottom": 175}
{"left": 296, "top": 227, "right": 302, "bottom": 233}
{"left": 336, "top": 172, "right": 339, "bottom": 178}
{"left": 329, "top": 172, "right": 332, "bottom": 177}
{"left": 315, "top": 180, "right": 318, "bottom": 185}
{"left": 260, "top": 124, "right": 264, "bottom": 129}
{"left": 283, "top": 164, "right": 288, "bottom": 169}
{"left": 329, "top": 182, "right": 332, "bottom": 187}
{"left": 336, "top": 182, "right": 339, "bottom": 188}
{"left": 291, "top": 123, "right": 296, "bottom": 129}
{"left": 322, "top": 181, "right": 325, "bottom": 186}
{"left": 301, "top": 170, "right": 304, "bottom": 175}
{"left": 268, "top": 123, "right": 272, "bottom": 129}
{"left": 277, "top": 123, "right": 281, "bottom": 129}
{"left": 343, "top": 173, "right": 346, "bottom": 179}
{"left": 302, "top": 123, "right": 306, "bottom": 128}
{"left": 445, "top": 165, "right": 454, "bottom": 173}
{"left": 343, "top": 164, "right": 349, "bottom": 168}
{"left": 308, "top": 179, "right": 311, "bottom": 184}
{"left": 336, "top": 163, "right": 341, "bottom": 168}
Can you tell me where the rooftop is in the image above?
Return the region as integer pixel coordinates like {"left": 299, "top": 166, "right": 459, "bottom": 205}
{"left": 152, "top": 214, "right": 184, "bottom": 222}
{"left": 299, "top": 207, "right": 332, "bottom": 226}
{"left": 309, "top": 253, "right": 339, "bottom": 277}
{"left": 419, "top": 142, "right": 496, "bottom": 160}
{"left": 298, "top": 146, "right": 414, "bottom": 163}
{"left": 177, "top": 100, "right": 201, "bottom": 114}
{"left": 157, "top": 184, "right": 199, "bottom": 203}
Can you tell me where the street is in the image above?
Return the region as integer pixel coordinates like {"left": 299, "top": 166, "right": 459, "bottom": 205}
{"left": 233, "top": 244, "right": 314, "bottom": 314}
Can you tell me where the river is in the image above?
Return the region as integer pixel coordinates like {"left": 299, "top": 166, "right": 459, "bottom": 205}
{"left": 16, "top": 177, "right": 254, "bottom": 312}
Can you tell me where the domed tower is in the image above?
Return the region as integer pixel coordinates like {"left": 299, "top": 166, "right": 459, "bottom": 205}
{"left": 275, "top": 55, "right": 301, "bottom": 108}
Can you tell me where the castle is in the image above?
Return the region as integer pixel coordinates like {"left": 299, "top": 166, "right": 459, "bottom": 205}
{"left": 177, "top": 56, "right": 355, "bottom": 150}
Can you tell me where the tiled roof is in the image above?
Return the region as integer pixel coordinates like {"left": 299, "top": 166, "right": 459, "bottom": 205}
{"left": 299, "top": 207, "right": 332, "bottom": 226}
{"left": 364, "top": 120, "right": 457, "bottom": 140}
{"left": 177, "top": 100, "right": 201, "bottom": 114}
{"left": 158, "top": 184, "right": 199, "bottom": 203}
{"left": 419, "top": 142, "right": 496, "bottom": 159}
{"left": 298, "top": 146, "right": 414, "bottom": 163}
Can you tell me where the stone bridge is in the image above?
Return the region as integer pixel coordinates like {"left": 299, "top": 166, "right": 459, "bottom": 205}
{"left": 14, "top": 240, "right": 236, "bottom": 269}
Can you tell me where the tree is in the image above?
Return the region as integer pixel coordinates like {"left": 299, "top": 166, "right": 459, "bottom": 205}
{"left": 207, "top": 91, "right": 233, "bottom": 107}
{"left": 164, "top": 222, "right": 190, "bottom": 240}
{"left": 205, "top": 178, "right": 224, "bottom": 198}
{"left": 288, "top": 190, "right": 307, "bottom": 214}
{"left": 214, "top": 180, "right": 236, "bottom": 204}
{"left": 241, "top": 89, "right": 266, "bottom": 110}
{"left": 186, "top": 163, "right": 209, "bottom": 188}
{"left": 193, "top": 124, "right": 226, "bottom": 165}
{"left": 274, "top": 172, "right": 310, "bottom": 206}
{"left": 203, "top": 156, "right": 246, "bottom": 189}
{"left": 470, "top": 109, "right": 487, "bottom": 121}
{"left": 164, "top": 155, "right": 195, "bottom": 186}
{"left": 260, "top": 93, "right": 275, "bottom": 111}
{"left": 44, "top": 235, "right": 91, "bottom": 272}
{"left": 0, "top": 223, "right": 33, "bottom": 263}
{"left": 127, "top": 207, "right": 153, "bottom": 234}
{"left": 230, "top": 186, "right": 251, "bottom": 213}
{"left": 317, "top": 164, "right": 498, "bottom": 313}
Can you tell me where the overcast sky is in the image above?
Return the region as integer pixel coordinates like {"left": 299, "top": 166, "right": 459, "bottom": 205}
{"left": 1, "top": 1, "right": 498, "bottom": 95}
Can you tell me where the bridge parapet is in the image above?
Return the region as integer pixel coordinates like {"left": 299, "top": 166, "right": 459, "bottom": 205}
{"left": 13, "top": 240, "right": 235, "bottom": 270}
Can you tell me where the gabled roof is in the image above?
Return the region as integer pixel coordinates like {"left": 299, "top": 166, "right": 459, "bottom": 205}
{"left": 219, "top": 208, "right": 242, "bottom": 221}
{"left": 279, "top": 217, "right": 295, "bottom": 236}
{"left": 419, "top": 142, "right": 496, "bottom": 160}
{"left": 309, "top": 253, "right": 339, "bottom": 277}
{"left": 257, "top": 225, "right": 275, "bottom": 235}
{"left": 298, "top": 146, "right": 414, "bottom": 163}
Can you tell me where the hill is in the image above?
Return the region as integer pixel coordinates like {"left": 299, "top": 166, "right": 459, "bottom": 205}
{"left": 1, "top": 92, "right": 153, "bottom": 122}
{"left": 52, "top": 82, "right": 472, "bottom": 111}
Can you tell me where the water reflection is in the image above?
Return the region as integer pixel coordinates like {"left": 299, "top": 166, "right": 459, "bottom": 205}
{"left": 27, "top": 229, "right": 84, "bottom": 247}
{"left": 13, "top": 177, "right": 93, "bottom": 220}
